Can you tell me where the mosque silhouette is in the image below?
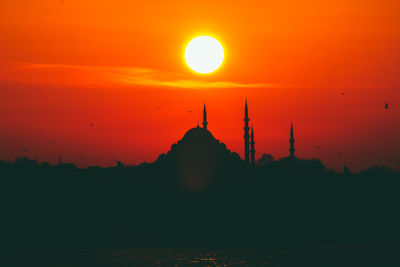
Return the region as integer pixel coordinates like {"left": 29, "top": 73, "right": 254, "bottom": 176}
{"left": 152, "top": 99, "right": 297, "bottom": 191}
{"left": 175, "top": 99, "right": 296, "bottom": 165}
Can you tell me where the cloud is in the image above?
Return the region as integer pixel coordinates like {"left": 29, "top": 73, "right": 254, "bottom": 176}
{"left": 15, "top": 63, "right": 279, "bottom": 89}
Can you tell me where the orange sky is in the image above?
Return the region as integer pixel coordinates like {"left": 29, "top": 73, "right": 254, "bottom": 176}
{"left": 0, "top": 0, "right": 399, "bottom": 171}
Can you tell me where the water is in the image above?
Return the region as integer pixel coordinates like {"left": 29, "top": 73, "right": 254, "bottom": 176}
{"left": 4, "top": 246, "right": 400, "bottom": 266}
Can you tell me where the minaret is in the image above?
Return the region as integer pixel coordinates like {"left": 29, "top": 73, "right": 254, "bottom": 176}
{"left": 244, "top": 98, "right": 250, "bottom": 163}
{"left": 250, "top": 126, "right": 255, "bottom": 165}
{"left": 202, "top": 102, "right": 208, "bottom": 130}
{"left": 289, "top": 121, "right": 295, "bottom": 158}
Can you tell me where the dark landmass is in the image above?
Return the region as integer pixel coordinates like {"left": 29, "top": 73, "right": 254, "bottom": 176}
{"left": 1, "top": 126, "right": 400, "bottom": 248}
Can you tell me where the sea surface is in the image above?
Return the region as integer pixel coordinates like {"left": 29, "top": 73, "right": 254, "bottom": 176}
{"left": 4, "top": 246, "right": 400, "bottom": 267}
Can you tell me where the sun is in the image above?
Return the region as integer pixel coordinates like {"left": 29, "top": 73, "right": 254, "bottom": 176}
{"left": 185, "top": 36, "right": 224, "bottom": 74}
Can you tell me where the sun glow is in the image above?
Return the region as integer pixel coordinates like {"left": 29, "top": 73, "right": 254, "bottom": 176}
{"left": 185, "top": 36, "right": 224, "bottom": 74}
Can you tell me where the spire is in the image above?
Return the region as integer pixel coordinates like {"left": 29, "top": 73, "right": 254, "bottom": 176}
{"left": 290, "top": 121, "right": 294, "bottom": 139}
{"left": 202, "top": 102, "right": 208, "bottom": 130}
{"left": 289, "top": 121, "right": 295, "bottom": 158}
{"left": 245, "top": 98, "right": 248, "bottom": 117}
{"left": 250, "top": 125, "right": 255, "bottom": 165}
{"left": 244, "top": 98, "right": 250, "bottom": 163}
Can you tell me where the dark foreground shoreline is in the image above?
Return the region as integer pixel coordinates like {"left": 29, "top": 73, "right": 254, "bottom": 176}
{"left": 3, "top": 245, "right": 400, "bottom": 267}
{"left": 2, "top": 157, "right": 400, "bottom": 249}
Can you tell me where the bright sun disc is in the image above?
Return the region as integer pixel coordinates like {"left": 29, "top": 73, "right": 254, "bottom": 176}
{"left": 185, "top": 36, "right": 224, "bottom": 74}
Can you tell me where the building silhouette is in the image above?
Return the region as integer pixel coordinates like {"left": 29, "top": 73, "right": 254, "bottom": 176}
{"left": 56, "top": 155, "right": 76, "bottom": 169}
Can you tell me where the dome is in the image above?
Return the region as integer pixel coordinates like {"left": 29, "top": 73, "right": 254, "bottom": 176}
{"left": 182, "top": 125, "right": 215, "bottom": 141}
{"left": 155, "top": 124, "right": 243, "bottom": 192}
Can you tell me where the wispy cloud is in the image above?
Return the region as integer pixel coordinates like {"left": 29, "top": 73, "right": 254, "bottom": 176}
{"left": 16, "top": 63, "right": 280, "bottom": 89}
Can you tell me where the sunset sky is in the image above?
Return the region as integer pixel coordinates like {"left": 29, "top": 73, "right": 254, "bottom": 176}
{"left": 1, "top": 0, "right": 399, "bottom": 171}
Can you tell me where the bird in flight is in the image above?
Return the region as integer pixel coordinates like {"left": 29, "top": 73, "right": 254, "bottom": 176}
{"left": 315, "top": 146, "right": 320, "bottom": 149}
{"left": 22, "top": 148, "right": 27, "bottom": 153}
{"left": 384, "top": 102, "right": 389, "bottom": 109}
{"left": 187, "top": 110, "right": 192, "bottom": 114}
{"left": 155, "top": 106, "right": 161, "bottom": 111}
{"left": 90, "top": 122, "right": 94, "bottom": 127}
